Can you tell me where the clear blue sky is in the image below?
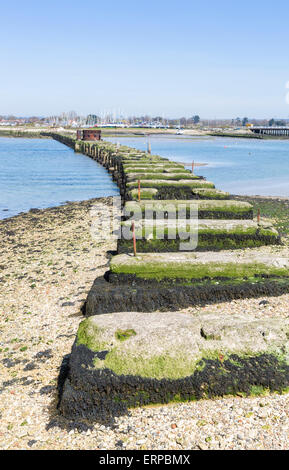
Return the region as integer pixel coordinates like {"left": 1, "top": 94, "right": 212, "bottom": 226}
{"left": 1, "top": 0, "right": 289, "bottom": 118}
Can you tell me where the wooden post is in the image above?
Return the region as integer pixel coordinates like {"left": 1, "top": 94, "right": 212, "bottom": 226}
{"left": 147, "top": 139, "right": 151, "bottom": 154}
{"left": 132, "top": 221, "right": 137, "bottom": 256}
{"left": 257, "top": 208, "right": 260, "bottom": 223}
{"left": 192, "top": 160, "right": 195, "bottom": 174}
{"left": 138, "top": 179, "right": 141, "bottom": 201}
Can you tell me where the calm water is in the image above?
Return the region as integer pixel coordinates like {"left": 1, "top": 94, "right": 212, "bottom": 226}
{"left": 0, "top": 138, "right": 119, "bottom": 219}
{"left": 1, "top": 135, "right": 289, "bottom": 220}
{"left": 106, "top": 135, "right": 289, "bottom": 197}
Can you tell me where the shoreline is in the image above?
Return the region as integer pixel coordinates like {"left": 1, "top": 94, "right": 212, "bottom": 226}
{"left": 1, "top": 193, "right": 288, "bottom": 223}
{"left": 1, "top": 127, "right": 289, "bottom": 140}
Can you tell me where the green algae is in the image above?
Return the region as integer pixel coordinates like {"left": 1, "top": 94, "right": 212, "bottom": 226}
{"left": 127, "top": 180, "right": 215, "bottom": 189}
{"left": 126, "top": 172, "right": 197, "bottom": 181}
{"left": 124, "top": 200, "right": 253, "bottom": 218}
{"left": 76, "top": 319, "right": 106, "bottom": 351}
{"left": 192, "top": 188, "right": 230, "bottom": 199}
{"left": 110, "top": 257, "right": 289, "bottom": 281}
{"left": 118, "top": 222, "right": 280, "bottom": 252}
{"left": 115, "top": 329, "right": 136, "bottom": 341}
{"left": 128, "top": 188, "right": 158, "bottom": 200}
{"left": 234, "top": 196, "right": 289, "bottom": 239}
{"left": 76, "top": 320, "right": 289, "bottom": 384}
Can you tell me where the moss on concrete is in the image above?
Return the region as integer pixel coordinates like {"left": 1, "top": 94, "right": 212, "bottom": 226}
{"left": 74, "top": 313, "right": 289, "bottom": 381}
{"left": 122, "top": 221, "right": 275, "bottom": 236}
{"left": 126, "top": 172, "right": 199, "bottom": 181}
{"left": 123, "top": 165, "right": 186, "bottom": 173}
{"left": 124, "top": 200, "right": 254, "bottom": 219}
{"left": 233, "top": 196, "right": 289, "bottom": 239}
{"left": 76, "top": 319, "right": 106, "bottom": 351}
{"left": 128, "top": 188, "right": 158, "bottom": 200}
{"left": 118, "top": 237, "right": 280, "bottom": 253}
{"left": 115, "top": 328, "right": 136, "bottom": 341}
{"left": 192, "top": 188, "right": 230, "bottom": 199}
{"left": 59, "top": 312, "right": 289, "bottom": 420}
{"left": 126, "top": 180, "right": 215, "bottom": 189}
{"left": 110, "top": 254, "right": 289, "bottom": 282}
{"left": 118, "top": 220, "right": 280, "bottom": 253}
{"left": 100, "top": 350, "right": 201, "bottom": 379}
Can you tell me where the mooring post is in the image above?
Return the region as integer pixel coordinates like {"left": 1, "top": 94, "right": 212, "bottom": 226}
{"left": 257, "top": 208, "right": 261, "bottom": 223}
{"left": 147, "top": 139, "right": 151, "bottom": 154}
{"left": 132, "top": 221, "right": 137, "bottom": 256}
{"left": 138, "top": 179, "right": 141, "bottom": 201}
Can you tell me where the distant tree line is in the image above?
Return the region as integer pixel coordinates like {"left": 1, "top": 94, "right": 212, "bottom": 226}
{"left": 84, "top": 114, "right": 201, "bottom": 127}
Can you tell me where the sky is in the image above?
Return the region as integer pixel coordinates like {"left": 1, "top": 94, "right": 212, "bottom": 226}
{"left": 1, "top": 0, "right": 289, "bottom": 119}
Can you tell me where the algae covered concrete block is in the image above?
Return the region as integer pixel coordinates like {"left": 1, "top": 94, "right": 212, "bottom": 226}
{"left": 191, "top": 188, "right": 230, "bottom": 199}
{"left": 128, "top": 188, "right": 159, "bottom": 200}
{"left": 59, "top": 311, "right": 289, "bottom": 420}
{"left": 125, "top": 172, "right": 200, "bottom": 181}
{"left": 109, "top": 250, "right": 289, "bottom": 285}
{"left": 126, "top": 179, "right": 215, "bottom": 200}
{"left": 126, "top": 179, "right": 215, "bottom": 189}
{"left": 85, "top": 273, "right": 289, "bottom": 315}
{"left": 123, "top": 164, "right": 186, "bottom": 172}
{"left": 124, "top": 199, "right": 254, "bottom": 219}
{"left": 117, "top": 219, "right": 281, "bottom": 253}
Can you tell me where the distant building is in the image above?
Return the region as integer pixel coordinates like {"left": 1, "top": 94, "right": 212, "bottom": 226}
{"left": 76, "top": 129, "right": 101, "bottom": 141}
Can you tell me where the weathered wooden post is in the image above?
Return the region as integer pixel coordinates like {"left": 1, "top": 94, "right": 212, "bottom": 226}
{"left": 147, "top": 139, "right": 151, "bottom": 154}
{"left": 138, "top": 179, "right": 141, "bottom": 202}
{"left": 257, "top": 208, "right": 261, "bottom": 223}
{"left": 192, "top": 160, "right": 195, "bottom": 174}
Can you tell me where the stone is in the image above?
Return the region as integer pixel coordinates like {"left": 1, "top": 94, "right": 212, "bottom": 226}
{"left": 109, "top": 250, "right": 289, "bottom": 285}
{"left": 124, "top": 199, "right": 254, "bottom": 220}
{"left": 117, "top": 219, "right": 280, "bottom": 253}
{"left": 126, "top": 179, "right": 215, "bottom": 189}
{"left": 59, "top": 311, "right": 289, "bottom": 421}
{"left": 85, "top": 272, "right": 289, "bottom": 315}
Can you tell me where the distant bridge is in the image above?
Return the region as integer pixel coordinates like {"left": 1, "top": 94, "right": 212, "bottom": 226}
{"left": 250, "top": 126, "right": 289, "bottom": 136}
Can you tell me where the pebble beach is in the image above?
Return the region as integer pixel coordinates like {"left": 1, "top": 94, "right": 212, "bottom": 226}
{"left": 0, "top": 196, "right": 289, "bottom": 450}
